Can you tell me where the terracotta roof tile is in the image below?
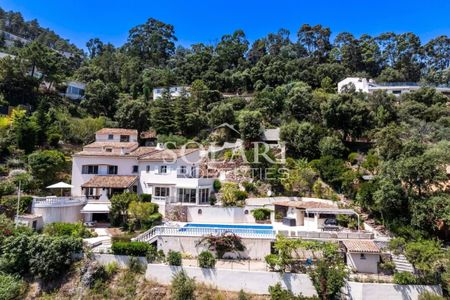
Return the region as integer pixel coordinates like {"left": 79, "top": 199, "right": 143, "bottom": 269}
{"left": 83, "top": 142, "right": 139, "bottom": 149}
{"left": 81, "top": 175, "right": 138, "bottom": 188}
{"left": 139, "top": 148, "right": 198, "bottom": 161}
{"left": 96, "top": 128, "right": 138, "bottom": 135}
{"left": 140, "top": 130, "right": 157, "bottom": 139}
{"left": 273, "top": 200, "right": 337, "bottom": 209}
{"left": 342, "top": 240, "right": 380, "bottom": 253}
{"left": 129, "top": 147, "right": 158, "bottom": 157}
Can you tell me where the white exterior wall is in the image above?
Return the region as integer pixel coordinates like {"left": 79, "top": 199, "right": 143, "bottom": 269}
{"left": 346, "top": 282, "right": 442, "bottom": 300}
{"left": 186, "top": 205, "right": 257, "bottom": 223}
{"left": 71, "top": 156, "right": 138, "bottom": 196}
{"left": 338, "top": 77, "right": 369, "bottom": 93}
{"left": 146, "top": 264, "right": 317, "bottom": 296}
{"left": 32, "top": 205, "right": 84, "bottom": 224}
{"left": 346, "top": 253, "right": 380, "bottom": 274}
{"left": 95, "top": 133, "right": 138, "bottom": 142}
{"left": 156, "top": 236, "right": 272, "bottom": 259}
{"left": 138, "top": 151, "right": 213, "bottom": 198}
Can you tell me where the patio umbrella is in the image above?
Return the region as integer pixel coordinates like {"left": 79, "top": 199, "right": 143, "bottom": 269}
{"left": 46, "top": 182, "right": 74, "bottom": 196}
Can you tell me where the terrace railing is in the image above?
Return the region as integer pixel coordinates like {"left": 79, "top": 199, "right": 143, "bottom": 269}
{"left": 32, "top": 196, "right": 87, "bottom": 207}
{"left": 133, "top": 225, "right": 276, "bottom": 243}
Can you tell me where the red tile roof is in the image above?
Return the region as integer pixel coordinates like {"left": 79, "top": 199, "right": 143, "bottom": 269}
{"left": 342, "top": 240, "right": 380, "bottom": 253}
{"left": 81, "top": 175, "right": 138, "bottom": 188}
{"left": 96, "top": 128, "right": 137, "bottom": 135}
{"left": 273, "top": 201, "right": 337, "bottom": 209}
{"left": 139, "top": 148, "right": 198, "bottom": 161}
{"left": 83, "top": 142, "right": 139, "bottom": 149}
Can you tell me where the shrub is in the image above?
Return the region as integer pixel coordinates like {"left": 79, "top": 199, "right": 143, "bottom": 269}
{"left": 234, "top": 190, "right": 248, "bottom": 201}
{"left": 145, "top": 245, "right": 165, "bottom": 263}
{"left": 128, "top": 256, "right": 145, "bottom": 273}
{"left": 140, "top": 193, "right": 152, "bottom": 202}
{"left": 209, "top": 194, "right": 217, "bottom": 206}
{"left": 252, "top": 208, "right": 272, "bottom": 221}
{"left": 0, "top": 273, "right": 26, "bottom": 300}
{"left": 44, "top": 222, "right": 93, "bottom": 238}
{"left": 171, "top": 270, "right": 196, "bottom": 300}
{"left": 167, "top": 250, "right": 182, "bottom": 266}
{"left": 111, "top": 241, "right": 151, "bottom": 256}
{"left": 104, "top": 261, "right": 119, "bottom": 277}
{"left": 0, "top": 181, "right": 15, "bottom": 197}
{"left": 418, "top": 291, "right": 445, "bottom": 300}
{"left": 198, "top": 251, "right": 216, "bottom": 268}
{"left": 269, "top": 283, "right": 311, "bottom": 300}
{"left": 242, "top": 181, "right": 256, "bottom": 193}
{"left": 379, "top": 261, "right": 396, "bottom": 274}
{"left": 393, "top": 272, "right": 417, "bottom": 285}
{"left": 213, "top": 179, "right": 222, "bottom": 192}
{"left": 196, "top": 232, "right": 245, "bottom": 259}
{"left": 238, "top": 289, "right": 250, "bottom": 300}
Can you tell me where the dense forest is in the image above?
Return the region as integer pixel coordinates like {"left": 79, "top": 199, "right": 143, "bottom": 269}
{"left": 0, "top": 6, "right": 449, "bottom": 252}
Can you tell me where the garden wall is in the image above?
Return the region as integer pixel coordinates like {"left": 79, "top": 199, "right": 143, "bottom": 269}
{"left": 346, "top": 281, "right": 442, "bottom": 300}
{"left": 145, "top": 264, "right": 317, "bottom": 296}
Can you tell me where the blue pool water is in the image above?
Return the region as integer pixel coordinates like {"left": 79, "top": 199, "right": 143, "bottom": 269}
{"left": 181, "top": 223, "right": 274, "bottom": 235}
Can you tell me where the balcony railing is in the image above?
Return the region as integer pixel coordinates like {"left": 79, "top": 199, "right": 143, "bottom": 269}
{"left": 32, "top": 196, "right": 87, "bottom": 207}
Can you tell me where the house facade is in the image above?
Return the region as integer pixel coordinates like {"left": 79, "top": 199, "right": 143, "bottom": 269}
{"left": 71, "top": 128, "right": 215, "bottom": 222}
{"left": 338, "top": 77, "right": 450, "bottom": 96}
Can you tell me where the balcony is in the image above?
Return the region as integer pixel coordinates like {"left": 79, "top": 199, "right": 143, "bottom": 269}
{"left": 32, "top": 196, "right": 87, "bottom": 208}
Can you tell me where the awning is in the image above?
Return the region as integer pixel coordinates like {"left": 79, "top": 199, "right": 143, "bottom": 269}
{"left": 81, "top": 175, "right": 138, "bottom": 189}
{"left": 81, "top": 203, "right": 110, "bottom": 213}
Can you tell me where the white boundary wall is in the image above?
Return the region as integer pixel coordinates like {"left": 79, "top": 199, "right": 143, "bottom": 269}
{"left": 146, "top": 264, "right": 317, "bottom": 296}
{"left": 93, "top": 255, "right": 443, "bottom": 299}
{"left": 346, "top": 281, "right": 442, "bottom": 300}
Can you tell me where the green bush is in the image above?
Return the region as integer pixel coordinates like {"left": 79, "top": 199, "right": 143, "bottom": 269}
{"left": 418, "top": 291, "right": 445, "bottom": 300}
{"left": 43, "top": 222, "right": 93, "bottom": 238}
{"left": 198, "top": 251, "right": 216, "bottom": 268}
{"left": 167, "top": 250, "right": 182, "bottom": 266}
{"left": 145, "top": 245, "right": 165, "bottom": 263}
{"left": 242, "top": 181, "right": 256, "bottom": 193}
{"left": 171, "top": 270, "right": 196, "bottom": 300}
{"left": 393, "top": 272, "right": 417, "bottom": 285}
{"left": 111, "top": 241, "right": 151, "bottom": 256}
{"left": 213, "top": 179, "right": 222, "bottom": 192}
{"left": 252, "top": 208, "right": 272, "bottom": 221}
{"left": 140, "top": 193, "right": 152, "bottom": 202}
{"left": 234, "top": 190, "right": 248, "bottom": 201}
{"left": 104, "top": 261, "right": 119, "bottom": 277}
{"left": 0, "top": 181, "right": 15, "bottom": 197}
{"left": 0, "top": 273, "right": 26, "bottom": 300}
{"left": 209, "top": 195, "right": 217, "bottom": 206}
{"left": 128, "top": 256, "right": 145, "bottom": 273}
{"left": 0, "top": 196, "right": 33, "bottom": 218}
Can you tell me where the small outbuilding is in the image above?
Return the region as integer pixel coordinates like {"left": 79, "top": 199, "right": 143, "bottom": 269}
{"left": 15, "top": 214, "right": 44, "bottom": 231}
{"left": 342, "top": 240, "right": 381, "bottom": 274}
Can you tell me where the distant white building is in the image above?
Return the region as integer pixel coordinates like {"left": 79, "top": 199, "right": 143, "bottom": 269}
{"left": 63, "top": 81, "right": 86, "bottom": 101}
{"left": 152, "top": 86, "right": 190, "bottom": 100}
{"left": 338, "top": 77, "right": 450, "bottom": 96}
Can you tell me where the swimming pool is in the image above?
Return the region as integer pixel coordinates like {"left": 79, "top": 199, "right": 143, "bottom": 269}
{"left": 181, "top": 223, "right": 274, "bottom": 236}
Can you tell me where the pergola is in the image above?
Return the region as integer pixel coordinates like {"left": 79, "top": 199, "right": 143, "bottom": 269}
{"left": 305, "top": 208, "right": 360, "bottom": 231}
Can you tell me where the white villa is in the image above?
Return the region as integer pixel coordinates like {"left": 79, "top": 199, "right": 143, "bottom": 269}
{"left": 338, "top": 77, "right": 450, "bottom": 96}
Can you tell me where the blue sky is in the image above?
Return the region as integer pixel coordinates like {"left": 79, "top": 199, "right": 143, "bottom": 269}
{"left": 2, "top": 0, "right": 450, "bottom": 50}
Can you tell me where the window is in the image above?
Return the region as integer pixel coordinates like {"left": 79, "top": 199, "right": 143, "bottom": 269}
{"left": 108, "top": 165, "right": 118, "bottom": 175}
{"left": 199, "top": 188, "right": 209, "bottom": 204}
{"left": 108, "top": 134, "right": 114, "bottom": 140}
{"left": 86, "top": 187, "right": 95, "bottom": 196}
{"left": 244, "top": 210, "right": 249, "bottom": 215}
{"left": 178, "top": 188, "right": 196, "bottom": 203}
{"left": 132, "top": 186, "right": 138, "bottom": 193}
{"left": 360, "top": 253, "right": 366, "bottom": 260}
{"left": 392, "top": 90, "right": 402, "bottom": 95}
{"left": 82, "top": 165, "right": 98, "bottom": 174}
{"left": 155, "top": 187, "right": 170, "bottom": 197}
{"left": 198, "top": 209, "right": 202, "bottom": 215}
{"left": 105, "top": 148, "right": 112, "bottom": 152}
{"left": 132, "top": 165, "right": 139, "bottom": 173}
{"left": 146, "top": 165, "right": 150, "bottom": 173}
{"left": 190, "top": 166, "right": 196, "bottom": 177}
{"left": 120, "top": 135, "right": 130, "bottom": 142}
{"left": 180, "top": 166, "right": 186, "bottom": 174}
{"left": 159, "top": 165, "right": 167, "bottom": 174}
